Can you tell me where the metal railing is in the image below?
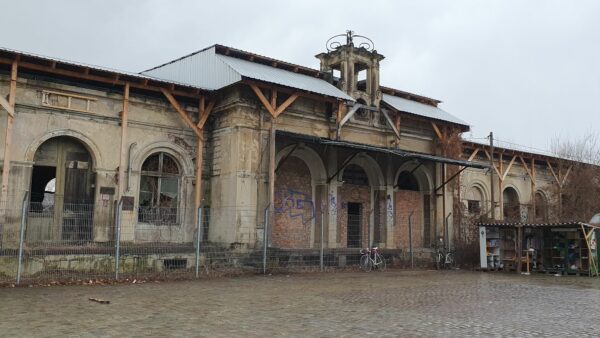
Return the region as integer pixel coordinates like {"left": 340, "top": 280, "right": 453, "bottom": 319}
{"left": 0, "top": 195, "right": 438, "bottom": 285}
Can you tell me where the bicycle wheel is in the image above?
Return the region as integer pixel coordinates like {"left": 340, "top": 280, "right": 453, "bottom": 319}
{"left": 360, "top": 255, "right": 372, "bottom": 272}
{"left": 445, "top": 253, "right": 455, "bottom": 269}
{"left": 376, "top": 253, "right": 387, "bottom": 271}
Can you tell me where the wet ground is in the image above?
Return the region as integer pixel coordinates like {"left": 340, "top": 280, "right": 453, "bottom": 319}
{"left": 1, "top": 270, "right": 600, "bottom": 337}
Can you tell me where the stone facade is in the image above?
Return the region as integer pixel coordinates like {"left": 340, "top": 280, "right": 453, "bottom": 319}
{"left": 0, "top": 39, "right": 570, "bottom": 262}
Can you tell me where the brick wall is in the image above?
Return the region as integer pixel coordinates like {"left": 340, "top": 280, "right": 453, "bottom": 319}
{"left": 394, "top": 190, "right": 423, "bottom": 249}
{"left": 273, "top": 157, "right": 314, "bottom": 248}
{"left": 337, "top": 184, "right": 371, "bottom": 248}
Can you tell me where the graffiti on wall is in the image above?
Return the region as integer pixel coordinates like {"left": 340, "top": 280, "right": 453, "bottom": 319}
{"left": 275, "top": 189, "right": 315, "bottom": 225}
{"left": 386, "top": 195, "right": 393, "bottom": 219}
{"left": 329, "top": 194, "right": 337, "bottom": 217}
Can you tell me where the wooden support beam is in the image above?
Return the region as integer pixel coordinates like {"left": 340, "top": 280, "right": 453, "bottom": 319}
{"left": 270, "top": 89, "right": 277, "bottom": 111}
{"left": 268, "top": 117, "right": 277, "bottom": 245}
{"left": 160, "top": 89, "right": 202, "bottom": 138}
{"left": 197, "top": 100, "right": 215, "bottom": 129}
{"left": 519, "top": 155, "right": 534, "bottom": 181}
{"left": 381, "top": 109, "right": 401, "bottom": 141}
{"left": 117, "top": 83, "right": 130, "bottom": 198}
{"left": 546, "top": 160, "right": 560, "bottom": 186}
{"left": 250, "top": 84, "right": 276, "bottom": 117}
{"left": 561, "top": 165, "right": 572, "bottom": 187}
{"left": 274, "top": 93, "right": 300, "bottom": 118}
{"left": 1, "top": 60, "right": 18, "bottom": 202}
{"left": 467, "top": 148, "right": 480, "bottom": 162}
{"left": 0, "top": 95, "right": 14, "bottom": 117}
{"left": 195, "top": 137, "right": 204, "bottom": 217}
{"left": 483, "top": 150, "right": 502, "bottom": 177}
{"left": 501, "top": 155, "right": 517, "bottom": 181}
{"left": 431, "top": 122, "right": 445, "bottom": 143}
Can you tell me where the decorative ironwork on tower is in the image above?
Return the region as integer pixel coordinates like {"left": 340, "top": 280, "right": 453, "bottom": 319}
{"left": 317, "top": 30, "right": 384, "bottom": 107}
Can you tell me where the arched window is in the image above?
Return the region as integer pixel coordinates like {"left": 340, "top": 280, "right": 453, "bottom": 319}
{"left": 466, "top": 186, "right": 484, "bottom": 214}
{"left": 397, "top": 171, "right": 420, "bottom": 191}
{"left": 342, "top": 164, "right": 369, "bottom": 186}
{"left": 503, "top": 187, "right": 520, "bottom": 222}
{"left": 138, "top": 152, "right": 181, "bottom": 225}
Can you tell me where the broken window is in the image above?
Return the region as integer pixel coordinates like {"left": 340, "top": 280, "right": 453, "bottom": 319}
{"left": 342, "top": 164, "right": 369, "bottom": 186}
{"left": 467, "top": 200, "right": 481, "bottom": 214}
{"left": 397, "top": 171, "right": 420, "bottom": 191}
{"left": 29, "top": 166, "right": 57, "bottom": 215}
{"left": 138, "top": 152, "right": 181, "bottom": 226}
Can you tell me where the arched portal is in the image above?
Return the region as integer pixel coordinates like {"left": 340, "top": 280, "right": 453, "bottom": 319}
{"left": 393, "top": 163, "right": 434, "bottom": 248}
{"left": 338, "top": 153, "right": 384, "bottom": 249}
{"left": 28, "top": 136, "right": 95, "bottom": 242}
{"left": 503, "top": 187, "right": 520, "bottom": 222}
{"left": 274, "top": 156, "right": 315, "bottom": 249}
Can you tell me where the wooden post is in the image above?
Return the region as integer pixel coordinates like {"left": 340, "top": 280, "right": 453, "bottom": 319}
{"left": 195, "top": 98, "right": 205, "bottom": 217}
{"left": 194, "top": 96, "right": 214, "bottom": 223}
{"left": 1, "top": 60, "right": 18, "bottom": 204}
{"left": 195, "top": 137, "right": 203, "bottom": 216}
{"left": 117, "top": 82, "right": 130, "bottom": 199}
{"left": 268, "top": 116, "right": 276, "bottom": 246}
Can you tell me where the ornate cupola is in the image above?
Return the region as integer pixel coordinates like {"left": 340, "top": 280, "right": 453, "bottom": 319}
{"left": 316, "top": 31, "right": 385, "bottom": 108}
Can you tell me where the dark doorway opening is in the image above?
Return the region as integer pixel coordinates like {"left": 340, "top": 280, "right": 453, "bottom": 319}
{"left": 347, "top": 202, "right": 362, "bottom": 248}
{"left": 30, "top": 166, "right": 57, "bottom": 213}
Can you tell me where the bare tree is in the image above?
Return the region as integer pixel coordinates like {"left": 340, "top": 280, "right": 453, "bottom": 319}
{"left": 551, "top": 132, "right": 600, "bottom": 222}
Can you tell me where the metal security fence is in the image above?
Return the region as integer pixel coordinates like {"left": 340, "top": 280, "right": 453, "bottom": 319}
{"left": 0, "top": 196, "right": 419, "bottom": 286}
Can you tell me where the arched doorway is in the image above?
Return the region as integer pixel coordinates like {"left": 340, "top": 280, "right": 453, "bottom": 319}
{"left": 29, "top": 136, "right": 95, "bottom": 242}
{"left": 503, "top": 187, "right": 520, "bottom": 222}
{"left": 342, "top": 164, "right": 369, "bottom": 248}
{"left": 274, "top": 156, "right": 315, "bottom": 248}
{"left": 394, "top": 170, "right": 428, "bottom": 248}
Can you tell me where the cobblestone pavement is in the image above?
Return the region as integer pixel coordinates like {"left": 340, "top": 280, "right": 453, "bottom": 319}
{"left": 2, "top": 270, "right": 600, "bottom": 337}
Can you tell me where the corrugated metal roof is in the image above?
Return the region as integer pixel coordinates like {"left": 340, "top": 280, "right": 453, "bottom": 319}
{"left": 140, "top": 46, "right": 239, "bottom": 90}
{"left": 0, "top": 46, "right": 204, "bottom": 91}
{"left": 142, "top": 46, "right": 354, "bottom": 101}
{"left": 277, "top": 130, "right": 488, "bottom": 169}
{"left": 382, "top": 93, "right": 468, "bottom": 126}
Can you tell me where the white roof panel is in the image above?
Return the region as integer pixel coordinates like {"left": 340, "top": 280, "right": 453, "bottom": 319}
{"left": 142, "top": 46, "right": 353, "bottom": 101}
{"left": 216, "top": 55, "right": 353, "bottom": 101}
{"left": 382, "top": 93, "right": 468, "bottom": 126}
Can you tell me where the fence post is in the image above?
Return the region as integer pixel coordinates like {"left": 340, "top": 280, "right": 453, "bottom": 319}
{"left": 263, "top": 205, "right": 269, "bottom": 275}
{"left": 320, "top": 210, "right": 324, "bottom": 272}
{"left": 16, "top": 192, "right": 29, "bottom": 285}
{"left": 114, "top": 198, "right": 123, "bottom": 280}
{"left": 408, "top": 211, "right": 414, "bottom": 269}
{"left": 195, "top": 207, "right": 202, "bottom": 278}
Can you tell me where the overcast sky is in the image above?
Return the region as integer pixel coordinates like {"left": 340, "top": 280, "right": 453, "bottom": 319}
{"left": 2, "top": 0, "right": 598, "bottom": 152}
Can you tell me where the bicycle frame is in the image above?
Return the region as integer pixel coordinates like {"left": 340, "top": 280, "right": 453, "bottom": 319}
{"left": 360, "top": 247, "right": 386, "bottom": 271}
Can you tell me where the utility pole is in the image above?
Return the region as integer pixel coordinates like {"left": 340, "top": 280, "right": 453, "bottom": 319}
{"left": 489, "top": 132, "right": 496, "bottom": 220}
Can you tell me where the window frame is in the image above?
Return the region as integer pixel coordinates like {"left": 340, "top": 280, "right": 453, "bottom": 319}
{"left": 138, "top": 152, "right": 181, "bottom": 226}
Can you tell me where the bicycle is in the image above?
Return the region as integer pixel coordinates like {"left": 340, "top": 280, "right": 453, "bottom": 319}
{"left": 359, "top": 247, "right": 387, "bottom": 272}
{"left": 435, "top": 247, "right": 455, "bottom": 270}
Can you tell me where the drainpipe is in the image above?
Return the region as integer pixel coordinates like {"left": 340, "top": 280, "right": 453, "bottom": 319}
{"left": 126, "top": 142, "right": 137, "bottom": 192}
